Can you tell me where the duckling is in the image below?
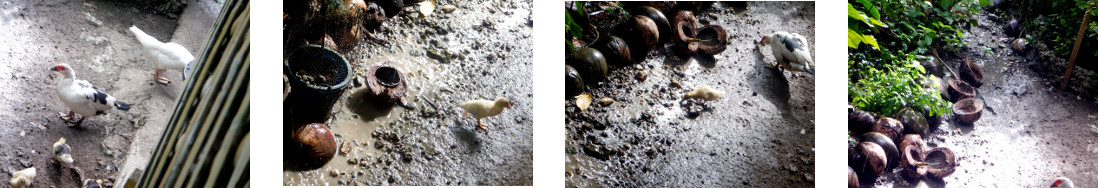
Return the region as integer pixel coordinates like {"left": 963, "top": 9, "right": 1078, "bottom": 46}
{"left": 459, "top": 97, "right": 512, "bottom": 130}
{"left": 54, "top": 137, "right": 73, "bottom": 165}
{"left": 9, "top": 167, "right": 35, "bottom": 188}
{"left": 1051, "top": 177, "right": 1074, "bottom": 188}
{"left": 83, "top": 179, "right": 102, "bottom": 188}
{"left": 684, "top": 85, "right": 724, "bottom": 101}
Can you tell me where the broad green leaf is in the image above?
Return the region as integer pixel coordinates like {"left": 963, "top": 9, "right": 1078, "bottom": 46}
{"left": 979, "top": 0, "right": 991, "bottom": 7}
{"left": 849, "top": 29, "right": 863, "bottom": 49}
{"left": 856, "top": 0, "right": 880, "bottom": 20}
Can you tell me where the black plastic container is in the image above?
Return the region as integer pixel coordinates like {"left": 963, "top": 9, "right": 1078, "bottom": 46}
{"left": 284, "top": 45, "right": 352, "bottom": 125}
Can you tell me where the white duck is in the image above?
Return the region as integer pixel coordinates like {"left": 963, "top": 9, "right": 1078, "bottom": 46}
{"left": 53, "top": 137, "right": 73, "bottom": 165}
{"left": 760, "top": 31, "right": 815, "bottom": 75}
{"left": 50, "top": 63, "right": 132, "bottom": 126}
{"left": 684, "top": 85, "right": 724, "bottom": 101}
{"left": 129, "top": 25, "right": 195, "bottom": 85}
{"left": 459, "top": 97, "right": 512, "bottom": 130}
{"left": 1051, "top": 177, "right": 1074, "bottom": 188}
{"left": 9, "top": 167, "right": 35, "bottom": 188}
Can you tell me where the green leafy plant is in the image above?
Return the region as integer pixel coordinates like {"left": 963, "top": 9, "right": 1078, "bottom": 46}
{"left": 849, "top": 0, "right": 957, "bottom": 117}
{"left": 849, "top": 57, "right": 951, "bottom": 116}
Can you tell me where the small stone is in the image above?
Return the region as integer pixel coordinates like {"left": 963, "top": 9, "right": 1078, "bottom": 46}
{"left": 670, "top": 79, "right": 682, "bottom": 88}
{"left": 340, "top": 141, "right": 352, "bottom": 155}
{"left": 1011, "top": 38, "right": 1027, "bottom": 53}
{"left": 441, "top": 5, "right": 456, "bottom": 13}
{"left": 329, "top": 169, "right": 339, "bottom": 177}
{"left": 635, "top": 70, "right": 648, "bottom": 81}
{"left": 598, "top": 97, "right": 614, "bottom": 106}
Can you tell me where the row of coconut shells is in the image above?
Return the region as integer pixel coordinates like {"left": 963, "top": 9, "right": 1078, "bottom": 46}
{"left": 848, "top": 107, "right": 956, "bottom": 187}
{"left": 923, "top": 57, "right": 986, "bottom": 125}
{"left": 566, "top": 4, "right": 728, "bottom": 97}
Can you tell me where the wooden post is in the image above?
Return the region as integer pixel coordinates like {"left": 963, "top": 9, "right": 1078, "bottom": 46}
{"left": 1063, "top": 1, "right": 1096, "bottom": 90}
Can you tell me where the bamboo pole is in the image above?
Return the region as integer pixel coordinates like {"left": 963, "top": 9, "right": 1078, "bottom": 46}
{"left": 1062, "top": 0, "right": 1097, "bottom": 90}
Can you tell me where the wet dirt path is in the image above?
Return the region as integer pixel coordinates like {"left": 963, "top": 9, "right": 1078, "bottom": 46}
{"left": 565, "top": 2, "right": 814, "bottom": 187}
{"left": 283, "top": 0, "right": 534, "bottom": 186}
{"left": 0, "top": 0, "right": 184, "bottom": 187}
{"left": 869, "top": 8, "right": 1098, "bottom": 188}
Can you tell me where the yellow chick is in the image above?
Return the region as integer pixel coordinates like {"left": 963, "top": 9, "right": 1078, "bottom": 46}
{"left": 684, "top": 85, "right": 724, "bottom": 101}
{"left": 9, "top": 167, "right": 35, "bottom": 188}
{"left": 54, "top": 137, "right": 73, "bottom": 165}
{"left": 459, "top": 97, "right": 512, "bottom": 130}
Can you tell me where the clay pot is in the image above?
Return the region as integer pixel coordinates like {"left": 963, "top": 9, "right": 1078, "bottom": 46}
{"left": 289, "top": 123, "right": 337, "bottom": 170}
{"left": 873, "top": 117, "right": 904, "bottom": 143}
{"left": 953, "top": 98, "right": 984, "bottom": 124}
{"left": 862, "top": 132, "right": 900, "bottom": 171}
{"left": 947, "top": 78, "right": 975, "bottom": 102}
{"left": 925, "top": 147, "right": 957, "bottom": 179}
{"left": 696, "top": 25, "right": 728, "bottom": 56}
{"left": 959, "top": 58, "right": 984, "bottom": 87}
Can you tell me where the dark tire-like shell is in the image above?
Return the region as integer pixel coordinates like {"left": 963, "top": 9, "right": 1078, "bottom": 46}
{"left": 901, "top": 145, "right": 928, "bottom": 181}
{"left": 895, "top": 107, "right": 929, "bottom": 137}
{"left": 670, "top": 10, "right": 698, "bottom": 57}
{"left": 848, "top": 110, "right": 876, "bottom": 134}
{"left": 671, "top": 21, "right": 698, "bottom": 57}
{"left": 624, "top": 15, "right": 660, "bottom": 53}
{"left": 594, "top": 35, "right": 632, "bottom": 66}
{"left": 696, "top": 25, "right": 728, "bottom": 55}
{"left": 849, "top": 166, "right": 860, "bottom": 188}
{"left": 862, "top": 132, "right": 900, "bottom": 171}
{"left": 636, "top": 6, "right": 671, "bottom": 45}
{"left": 898, "top": 134, "right": 926, "bottom": 155}
{"left": 565, "top": 65, "right": 585, "bottom": 97}
{"left": 853, "top": 142, "right": 887, "bottom": 183}
{"left": 926, "top": 147, "right": 957, "bottom": 179}
{"left": 567, "top": 48, "right": 608, "bottom": 84}
{"left": 873, "top": 117, "right": 904, "bottom": 143}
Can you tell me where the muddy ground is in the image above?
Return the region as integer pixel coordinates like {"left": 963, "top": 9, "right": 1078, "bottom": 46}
{"left": 0, "top": 0, "right": 200, "bottom": 187}
{"left": 564, "top": 2, "right": 814, "bottom": 187}
{"left": 282, "top": 0, "right": 534, "bottom": 186}
{"left": 865, "top": 6, "right": 1098, "bottom": 188}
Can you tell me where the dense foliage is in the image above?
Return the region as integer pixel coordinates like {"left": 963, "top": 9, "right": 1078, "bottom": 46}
{"left": 847, "top": 0, "right": 983, "bottom": 116}
{"left": 1028, "top": 0, "right": 1098, "bottom": 56}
